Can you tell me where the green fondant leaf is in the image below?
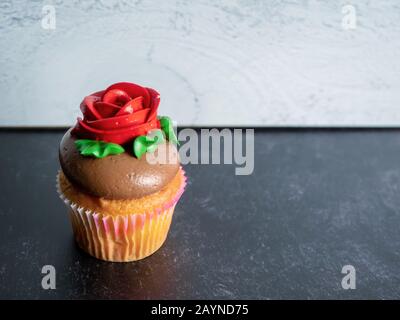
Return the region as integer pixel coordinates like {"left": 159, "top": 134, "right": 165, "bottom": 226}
{"left": 158, "top": 116, "right": 179, "bottom": 145}
{"left": 75, "top": 139, "right": 125, "bottom": 159}
{"left": 133, "top": 129, "right": 165, "bottom": 158}
{"left": 133, "top": 136, "right": 148, "bottom": 159}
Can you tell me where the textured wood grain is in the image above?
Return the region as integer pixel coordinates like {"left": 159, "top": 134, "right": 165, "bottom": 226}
{"left": 0, "top": 0, "right": 399, "bottom": 126}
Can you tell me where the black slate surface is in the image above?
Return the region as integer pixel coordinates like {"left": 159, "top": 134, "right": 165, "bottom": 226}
{"left": 1, "top": 129, "right": 400, "bottom": 299}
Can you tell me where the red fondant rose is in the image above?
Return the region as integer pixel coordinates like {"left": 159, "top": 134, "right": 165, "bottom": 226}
{"left": 72, "top": 82, "right": 160, "bottom": 145}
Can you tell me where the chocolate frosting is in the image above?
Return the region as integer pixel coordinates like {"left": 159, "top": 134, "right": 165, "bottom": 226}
{"left": 59, "top": 128, "right": 180, "bottom": 200}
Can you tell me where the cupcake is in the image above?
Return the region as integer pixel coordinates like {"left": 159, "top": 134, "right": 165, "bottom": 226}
{"left": 57, "top": 82, "right": 186, "bottom": 262}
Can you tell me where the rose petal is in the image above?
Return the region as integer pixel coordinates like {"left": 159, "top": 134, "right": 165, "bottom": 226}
{"left": 145, "top": 87, "right": 161, "bottom": 122}
{"left": 115, "top": 96, "right": 144, "bottom": 116}
{"left": 102, "top": 89, "right": 131, "bottom": 106}
{"left": 75, "top": 118, "right": 160, "bottom": 144}
{"left": 103, "top": 82, "right": 150, "bottom": 108}
{"left": 91, "top": 90, "right": 104, "bottom": 98}
{"left": 73, "top": 83, "right": 162, "bottom": 145}
{"left": 80, "top": 95, "right": 102, "bottom": 120}
{"left": 93, "top": 101, "right": 121, "bottom": 118}
{"left": 85, "top": 108, "right": 150, "bottom": 130}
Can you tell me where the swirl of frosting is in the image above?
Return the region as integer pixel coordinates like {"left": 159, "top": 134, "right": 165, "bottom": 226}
{"left": 72, "top": 82, "right": 160, "bottom": 144}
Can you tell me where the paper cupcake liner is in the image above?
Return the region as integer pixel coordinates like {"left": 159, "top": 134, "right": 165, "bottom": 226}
{"left": 56, "top": 168, "right": 187, "bottom": 262}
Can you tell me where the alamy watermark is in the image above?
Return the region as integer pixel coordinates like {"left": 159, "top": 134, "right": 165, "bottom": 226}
{"left": 145, "top": 127, "right": 254, "bottom": 176}
{"left": 41, "top": 265, "right": 56, "bottom": 290}
{"left": 341, "top": 4, "right": 357, "bottom": 30}
{"left": 41, "top": 4, "right": 56, "bottom": 30}
{"left": 341, "top": 265, "right": 356, "bottom": 290}
{"left": 40, "top": 264, "right": 358, "bottom": 291}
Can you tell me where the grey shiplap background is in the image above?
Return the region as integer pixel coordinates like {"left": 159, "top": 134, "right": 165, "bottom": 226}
{"left": 0, "top": 0, "right": 400, "bottom": 127}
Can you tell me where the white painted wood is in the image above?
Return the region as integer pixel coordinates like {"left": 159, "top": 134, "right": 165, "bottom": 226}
{"left": 0, "top": 0, "right": 399, "bottom": 127}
